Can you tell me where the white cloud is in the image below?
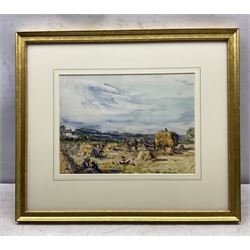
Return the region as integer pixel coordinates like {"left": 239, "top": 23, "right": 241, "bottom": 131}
{"left": 60, "top": 74, "right": 195, "bottom": 134}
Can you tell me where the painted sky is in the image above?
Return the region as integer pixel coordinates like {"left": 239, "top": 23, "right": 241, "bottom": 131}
{"left": 60, "top": 74, "right": 194, "bottom": 134}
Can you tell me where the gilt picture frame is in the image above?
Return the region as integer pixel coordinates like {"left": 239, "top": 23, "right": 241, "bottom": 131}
{"left": 16, "top": 29, "right": 240, "bottom": 223}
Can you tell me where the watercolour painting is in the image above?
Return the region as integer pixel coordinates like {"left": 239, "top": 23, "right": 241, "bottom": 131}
{"left": 59, "top": 73, "right": 195, "bottom": 174}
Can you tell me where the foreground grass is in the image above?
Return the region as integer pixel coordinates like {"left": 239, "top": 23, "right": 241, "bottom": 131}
{"left": 60, "top": 141, "right": 195, "bottom": 174}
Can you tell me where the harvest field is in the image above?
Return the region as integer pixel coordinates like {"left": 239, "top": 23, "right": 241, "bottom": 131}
{"left": 60, "top": 131, "right": 195, "bottom": 174}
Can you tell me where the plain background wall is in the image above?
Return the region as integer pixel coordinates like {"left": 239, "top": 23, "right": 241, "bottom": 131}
{"left": 0, "top": 14, "right": 249, "bottom": 183}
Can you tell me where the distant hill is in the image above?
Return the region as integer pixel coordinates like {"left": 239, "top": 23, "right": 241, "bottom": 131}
{"left": 75, "top": 127, "right": 154, "bottom": 143}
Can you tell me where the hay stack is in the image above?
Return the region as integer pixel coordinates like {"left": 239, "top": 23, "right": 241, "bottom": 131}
{"left": 136, "top": 150, "right": 156, "bottom": 162}
{"left": 77, "top": 143, "right": 92, "bottom": 157}
{"left": 155, "top": 130, "right": 174, "bottom": 148}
